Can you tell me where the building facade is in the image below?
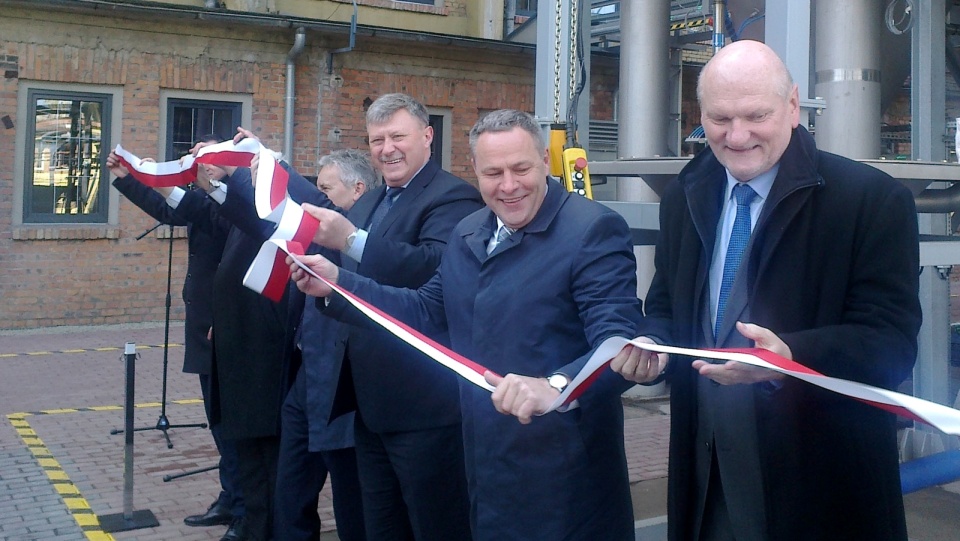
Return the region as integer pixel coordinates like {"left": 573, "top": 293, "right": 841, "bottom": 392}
{"left": 0, "top": 0, "right": 555, "bottom": 329}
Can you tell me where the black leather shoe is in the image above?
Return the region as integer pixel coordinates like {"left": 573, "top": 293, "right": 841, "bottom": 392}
{"left": 183, "top": 499, "right": 233, "bottom": 527}
{"left": 220, "top": 516, "right": 246, "bottom": 541}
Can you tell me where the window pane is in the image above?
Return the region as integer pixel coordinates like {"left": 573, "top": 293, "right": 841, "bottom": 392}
{"left": 29, "top": 96, "right": 105, "bottom": 219}
{"left": 168, "top": 99, "right": 241, "bottom": 160}
{"left": 517, "top": 0, "right": 537, "bottom": 14}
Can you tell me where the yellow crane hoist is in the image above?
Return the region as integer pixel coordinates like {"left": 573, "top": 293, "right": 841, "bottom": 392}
{"left": 548, "top": 0, "right": 593, "bottom": 199}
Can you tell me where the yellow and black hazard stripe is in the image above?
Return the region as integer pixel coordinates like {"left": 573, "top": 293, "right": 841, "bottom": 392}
{"left": 0, "top": 343, "right": 181, "bottom": 359}
{"left": 670, "top": 16, "right": 713, "bottom": 31}
{"left": 6, "top": 398, "right": 204, "bottom": 540}
{"left": 8, "top": 413, "right": 115, "bottom": 540}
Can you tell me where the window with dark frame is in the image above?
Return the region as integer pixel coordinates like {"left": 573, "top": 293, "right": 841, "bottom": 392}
{"left": 23, "top": 89, "right": 110, "bottom": 224}
{"left": 166, "top": 98, "right": 242, "bottom": 161}
{"left": 516, "top": 0, "right": 538, "bottom": 16}
{"left": 429, "top": 114, "right": 444, "bottom": 168}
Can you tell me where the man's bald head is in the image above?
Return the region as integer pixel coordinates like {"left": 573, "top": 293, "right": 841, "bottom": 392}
{"left": 696, "top": 40, "right": 800, "bottom": 182}
{"left": 697, "top": 40, "right": 795, "bottom": 105}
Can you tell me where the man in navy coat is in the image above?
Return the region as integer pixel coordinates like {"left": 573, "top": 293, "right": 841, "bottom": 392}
{"left": 613, "top": 41, "right": 921, "bottom": 541}
{"left": 293, "top": 109, "right": 643, "bottom": 541}
{"left": 297, "top": 94, "right": 482, "bottom": 541}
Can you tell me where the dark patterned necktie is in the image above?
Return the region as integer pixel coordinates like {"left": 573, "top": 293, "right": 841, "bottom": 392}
{"left": 368, "top": 186, "right": 404, "bottom": 233}
{"left": 715, "top": 183, "right": 757, "bottom": 338}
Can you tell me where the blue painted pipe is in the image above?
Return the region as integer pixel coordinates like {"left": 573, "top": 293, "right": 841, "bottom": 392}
{"left": 900, "top": 450, "right": 960, "bottom": 494}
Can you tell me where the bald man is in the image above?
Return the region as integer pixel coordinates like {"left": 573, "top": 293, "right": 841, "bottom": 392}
{"left": 615, "top": 40, "right": 920, "bottom": 541}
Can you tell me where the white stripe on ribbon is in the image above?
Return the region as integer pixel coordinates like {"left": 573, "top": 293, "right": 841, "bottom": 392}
{"left": 253, "top": 150, "right": 290, "bottom": 221}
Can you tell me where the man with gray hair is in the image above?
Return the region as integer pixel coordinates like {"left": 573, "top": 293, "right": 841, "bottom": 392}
{"left": 315, "top": 149, "right": 379, "bottom": 210}
{"left": 274, "top": 148, "right": 378, "bottom": 541}
{"left": 301, "top": 93, "right": 481, "bottom": 541}
{"left": 293, "top": 109, "right": 642, "bottom": 540}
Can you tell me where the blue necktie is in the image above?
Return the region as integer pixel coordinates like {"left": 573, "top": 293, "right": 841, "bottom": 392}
{"left": 368, "top": 186, "right": 403, "bottom": 233}
{"left": 715, "top": 183, "right": 757, "bottom": 338}
{"left": 487, "top": 225, "right": 515, "bottom": 254}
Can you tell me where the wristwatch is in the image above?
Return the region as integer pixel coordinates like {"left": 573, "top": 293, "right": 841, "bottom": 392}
{"left": 343, "top": 229, "right": 358, "bottom": 252}
{"left": 547, "top": 373, "right": 570, "bottom": 393}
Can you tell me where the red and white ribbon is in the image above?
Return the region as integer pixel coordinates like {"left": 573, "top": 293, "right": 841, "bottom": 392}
{"left": 253, "top": 149, "right": 290, "bottom": 221}
{"left": 241, "top": 200, "right": 320, "bottom": 300}
{"left": 285, "top": 245, "right": 960, "bottom": 428}
{"left": 284, "top": 248, "right": 498, "bottom": 392}
{"left": 114, "top": 138, "right": 279, "bottom": 192}
{"left": 116, "top": 141, "right": 316, "bottom": 301}
{"left": 114, "top": 145, "right": 199, "bottom": 188}
{"left": 617, "top": 339, "right": 960, "bottom": 435}
{"left": 194, "top": 138, "right": 261, "bottom": 169}
{"left": 244, "top": 239, "right": 306, "bottom": 302}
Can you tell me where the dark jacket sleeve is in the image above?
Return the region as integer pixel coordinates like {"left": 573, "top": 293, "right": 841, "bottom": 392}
{"left": 112, "top": 174, "right": 186, "bottom": 227}
{"left": 172, "top": 189, "right": 231, "bottom": 238}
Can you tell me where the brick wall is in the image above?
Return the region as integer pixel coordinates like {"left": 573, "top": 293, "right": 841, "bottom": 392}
{"left": 0, "top": 6, "right": 536, "bottom": 330}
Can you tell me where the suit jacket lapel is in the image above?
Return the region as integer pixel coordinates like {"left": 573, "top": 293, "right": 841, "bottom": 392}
{"left": 374, "top": 160, "right": 439, "bottom": 236}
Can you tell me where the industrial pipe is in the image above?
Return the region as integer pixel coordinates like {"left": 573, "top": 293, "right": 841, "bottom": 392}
{"left": 285, "top": 27, "right": 306, "bottom": 163}
{"left": 915, "top": 182, "right": 960, "bottom": 214}
{"left": 712, "top": 0, "right": 726, "bottom": 52}
{"left": 900, "top": 449, "right": 960, "bottom": 494}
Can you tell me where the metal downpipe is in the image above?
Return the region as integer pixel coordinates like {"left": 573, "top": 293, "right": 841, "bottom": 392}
{"left": 285, "top": 27, "right": 306, "bottom": 162}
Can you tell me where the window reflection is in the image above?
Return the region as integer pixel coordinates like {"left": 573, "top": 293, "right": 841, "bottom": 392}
{"left": 31, "top": 98, "right": 103, "bottom": 216}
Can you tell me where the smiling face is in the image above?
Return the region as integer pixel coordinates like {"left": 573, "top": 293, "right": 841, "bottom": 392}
{"left": 472, "top": 127, "right": 549, "bottom": 230}
{"left": 367, "top": 109, "right": 433, "bottom": 188}
{"left": 698, "top": 41, "right": 800, "bottom": 182}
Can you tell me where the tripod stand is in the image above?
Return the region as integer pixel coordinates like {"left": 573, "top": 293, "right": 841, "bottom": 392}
{"left": 112, "top": 223, "right": 207, "bottom": 448}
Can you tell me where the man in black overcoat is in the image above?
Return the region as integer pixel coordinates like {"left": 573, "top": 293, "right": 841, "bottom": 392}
{"left": 614, "top": 40, "right": 921, "bottom": 541}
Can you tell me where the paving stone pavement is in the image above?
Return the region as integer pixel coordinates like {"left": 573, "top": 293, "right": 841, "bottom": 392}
{"left": 0, "top": 322, "right": 673, "bottom": 541}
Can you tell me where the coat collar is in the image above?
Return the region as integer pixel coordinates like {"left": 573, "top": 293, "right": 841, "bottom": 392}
{"left": 462, "top": 177, "right": 567, "bottom": 262}
{"left": 678, "top": 125, "right": 823, "bottom": 255}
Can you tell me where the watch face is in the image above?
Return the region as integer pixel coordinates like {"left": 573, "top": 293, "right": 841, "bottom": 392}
{"left": 548, "top": 374, "right": 568, "bottom": 391}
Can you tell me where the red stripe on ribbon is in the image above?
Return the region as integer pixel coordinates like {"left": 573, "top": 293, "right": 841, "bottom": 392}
{"left": 725, "top": 347, "right": 930, "bottom": 425}
{"left": 194, "top": 149, "right": 255, "bottom": 168}
{"left": 270, "top": 162, "right": 290, "bottom": 211}
{"left": 260, "top": 248, "right": 293, "bottom": 302}
{"left": 291, "top": 210, "right": 320, "bottom": 248}
{"left": 329, "top": 280, "right": 495, "bottom": 381}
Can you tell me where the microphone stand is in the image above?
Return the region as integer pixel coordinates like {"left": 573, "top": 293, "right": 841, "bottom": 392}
{"left": 112, "top": 223, "right": 207, "bottom": 448}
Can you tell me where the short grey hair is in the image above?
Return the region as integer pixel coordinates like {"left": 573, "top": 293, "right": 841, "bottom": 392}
{"left": 366, "top": 93, "right": 430, "bottom": 127}
{"left": 318, "top": 149, "right": 379, "bottom": 191}
{"left": 468, "top": 109, "right": 545, "bottom": 156}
